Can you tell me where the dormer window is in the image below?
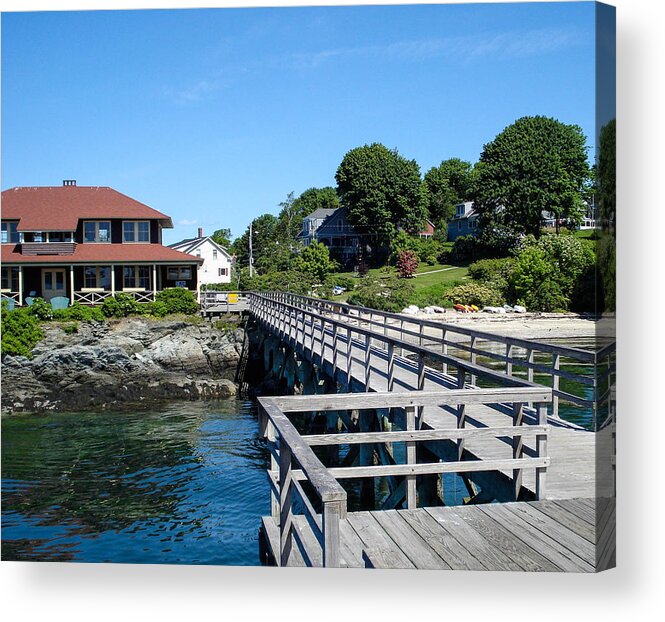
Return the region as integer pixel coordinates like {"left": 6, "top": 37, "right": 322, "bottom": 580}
{"left": 47, "top": 231, "right": 74, "bottom": 242}
{"left": 456, "top": 204, "right": 465, "bottom": 217}
{"left": 84, "top": 221, "right": 111, "bottom": 243}
{"left": 123, "top": 221, "right": 150, "bottom": 243}
{"left": 1, "top": 222, "right": 20, "bottom": 244}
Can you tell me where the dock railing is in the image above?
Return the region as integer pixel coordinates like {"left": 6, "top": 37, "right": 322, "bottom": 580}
{"left": 251, "top": 291, "right": 614, "bottom": 430}
{"left": 258, "top": 387, "right": 551, "bottom": 568}
{"left": 200, "top": 290, "right": 248, "bottom": 313}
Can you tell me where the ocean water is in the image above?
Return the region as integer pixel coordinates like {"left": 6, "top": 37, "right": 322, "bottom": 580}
{"left": 1, "top": 399, "right": 269, "bottom": 565}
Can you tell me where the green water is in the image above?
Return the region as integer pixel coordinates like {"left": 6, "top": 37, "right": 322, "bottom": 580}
{"left": 1, "top": 400, "right": 269, "bottom": 564}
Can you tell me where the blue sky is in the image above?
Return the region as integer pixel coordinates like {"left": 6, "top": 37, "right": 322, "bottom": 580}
{"left": 2, "top": 2, "right": 598, "bottom": 245}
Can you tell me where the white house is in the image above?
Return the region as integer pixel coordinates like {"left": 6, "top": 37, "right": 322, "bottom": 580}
{"left": 169, "top": 228, "right": 234, "bottom": 285}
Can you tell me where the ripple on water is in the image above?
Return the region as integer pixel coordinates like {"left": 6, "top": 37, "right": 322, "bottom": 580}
{"left": 1, "top": 399, "right": 270, "bottom": 565}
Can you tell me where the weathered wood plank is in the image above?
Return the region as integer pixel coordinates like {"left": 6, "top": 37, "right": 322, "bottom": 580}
{"left": 346, "top": 512, "right": 416, "bottom": 569}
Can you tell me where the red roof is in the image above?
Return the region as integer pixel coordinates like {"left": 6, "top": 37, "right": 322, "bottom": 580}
{"left": 1, "top": 243, "right": 203, "bottom": 265}
{"left": 1, "top": 186, "right": 174, "bottom": 231}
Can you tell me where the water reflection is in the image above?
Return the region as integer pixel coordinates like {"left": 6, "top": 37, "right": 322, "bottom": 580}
{"left": 1, "top": 400, "right": 269, "bottom": 565}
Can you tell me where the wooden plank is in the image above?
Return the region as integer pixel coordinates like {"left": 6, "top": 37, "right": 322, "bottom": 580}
{"left": 479, "top": 503, "right": 594, "bottom": 572}
{"left": 346, "top": 512, "right": 415, "bottom": 569}
{"left": 371, "top": 509, "right": 450, "bottom": 569}
{"left": 292, "top": 515, "right": 323, "bottom": 567}
{"left": 424, "top": 507, "right": 523, "bottom": 571}
{"left": 529, "top": 500, "right": 595, "bottom": 543}
{"left": 399, "top": 508, "right": 487, "bottom": 571}
{"left": 338, "top": 519, "right": 366, "bottom": 568}
{"left": 261, "top": 516, "right": 306, "bottom": 567}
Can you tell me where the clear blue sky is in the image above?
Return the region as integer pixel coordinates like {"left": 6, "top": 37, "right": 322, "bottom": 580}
{"left": 2, "top": 2, "right": 597, "bottom": 245}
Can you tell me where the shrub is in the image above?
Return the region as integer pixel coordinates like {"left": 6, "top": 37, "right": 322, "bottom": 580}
{"left": 331, "top": 275, "right": 355, "bottom": 292}
{"left": 1, "top": 305, "right": 44, "bottom": 358}
{"left": 101, "top": 293, "right": 142, "bottom": 318}
{"left": 449, "top": 236, "right": 479, "bottom": 262}
{"left": 153, "top": 288, "right": 199, "bottom": 315}
{"left": 62, "top": 322, "right": 79, "bottom": 335}
{"left": 347, "top": 276, "right": 414, "bottom": 312}
{"left": 396, "top": 250, "right": 419, "bottom": 278}
{"left": 445, "top": 283, "right": 504, "bottom": 307}
{"left": 410, "top": 282, "right": 462, "bottom": 309}
{"left": 28, "top": 297, "right": 53, "bottom": 321}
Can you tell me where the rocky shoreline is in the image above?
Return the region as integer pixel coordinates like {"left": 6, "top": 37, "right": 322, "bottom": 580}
{"left": 1, "top": 317, "right": 245, "bottom": 413}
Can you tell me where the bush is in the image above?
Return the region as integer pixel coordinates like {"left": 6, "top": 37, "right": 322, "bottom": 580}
{"left": 62, "top": 322, "right": 79, "bottom": 335}
{"left": 101, "top": 293, "right": 142, "bottom": 318}
{"left": 1, "top": 305, "right": 44, "bottom": 358}
{"left": 468, "top": 257, "right": 515, "bottom": 299}
{"left": 449, "top": 236, "right": 479, "bottom": 262}
{"left": 347, "top": 276, "right": 414, "bottom": 312}
{"left": 410, "top": 282, "right": 462, "bottom": 309}
{"left": 445, "top": 283, "right": 504, "bottom": 307}
{"left": 52, "top": 302, "right": 105, "bottom": 322}
{"left": 389, "top": 231, "right": 445, "bottom": 266}
{"left": 153, "top": 288, "right": 199, "bottom": 315}
{"left": 396, "top": 250, "right": 419, "bottom": 278}
{"left": 28, "top": 297, "right": 53, "bottom": 321}
{"left": 331, "top": 275, "right": 355, "bottom": 292}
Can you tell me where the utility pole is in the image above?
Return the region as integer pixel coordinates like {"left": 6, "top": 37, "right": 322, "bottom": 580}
{"left": 249, "top": 220, "right": 254, "bottom": 277}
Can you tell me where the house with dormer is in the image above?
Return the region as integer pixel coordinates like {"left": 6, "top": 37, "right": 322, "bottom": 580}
{"left": 1, "top": 181, "right": 203, "bottom": 306}
{"left": 169, "top": 228, "right": 234, "bottom": 285}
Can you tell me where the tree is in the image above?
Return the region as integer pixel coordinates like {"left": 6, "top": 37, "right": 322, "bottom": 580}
{"left": 291, "top": 241, "right": 337, "bottom": 283}
{"left": 211, "top": 228, "right": 232, "bottom": 249}
{"left": 396, "top": 250, "right": 419, "bottom": 278}
{"left": 597, "top": 119, "right": 616, "bottom": 231}
{"left": 423, "top": 158, "right": 474, "bottom": 224}
{"left": 473, "top": 116, "right": 591, "bottom": 238}
{"left": 276, "top": 187, "right": 340, "bottom": 245}
{"left": 232, "top": 213, "right": 281, "bottom": 272}
{"left": 335, "top": 143, "right": 428, "bottom": 242}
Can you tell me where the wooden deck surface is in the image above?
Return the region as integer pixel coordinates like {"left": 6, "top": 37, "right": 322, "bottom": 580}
{"left": 286, "top": 318, "right": 614, "bottom": 500}
{"left": 261, "top": 497, "right": 615, "bottom": 571}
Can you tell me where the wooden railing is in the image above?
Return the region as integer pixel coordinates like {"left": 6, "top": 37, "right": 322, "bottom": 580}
{"left": 74, "top": 290, "right": 114, "bottom": 305}
{"left": 258, "top": 388, "right": 551, "bottom": 567}
{"left": 200, "top": 290, "right": 247, "bottom": 312}
{"left": 1, "top": 291, "right": 20, "bottom": 304}
{"left": 250, "top": 292, "right": 614, "bottom": 430}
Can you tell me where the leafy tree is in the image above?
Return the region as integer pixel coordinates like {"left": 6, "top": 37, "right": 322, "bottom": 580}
{"left": 473, "top": 116, "right": 591, "bottom": 238}
{"left": 423, "top": 158, "right": 474, "bottom": 224}
{"left": 597, "top": 119, "right": 616, "bottom": 230}
{"left": 347, "top": 275, "right": 415, "bottom": 312}
{"left": 396, "top": 250, "right": 419, "bottom": 278}
{"left": 335, "top": 143, "right": 428, "bottom": 243}
{"left": 291, "top": 241, "right": 337, "bottom": 283}
{"left": 211, "top": 228, "right": 232, "bottom": 249}
{"left": 276, "top": 187, "right": 340, "bottom": 247}
{"left": 233, "top": 213, "right": 281, "bottom": 272}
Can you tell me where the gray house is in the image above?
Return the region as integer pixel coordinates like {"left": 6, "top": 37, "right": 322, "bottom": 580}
{"left": 447, "top": 201, "right": 480, "bottom": 241}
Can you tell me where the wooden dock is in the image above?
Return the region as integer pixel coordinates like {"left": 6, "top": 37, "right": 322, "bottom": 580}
{"left": 260, "top": 497, "right": 615, "bottom": 571}
{"left": 248, "top": 292, "right": 616, "bottom": 570}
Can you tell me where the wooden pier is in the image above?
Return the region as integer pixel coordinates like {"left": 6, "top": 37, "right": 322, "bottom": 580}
{"left": 248, "top": 292, "right": 616, "bottom": 571}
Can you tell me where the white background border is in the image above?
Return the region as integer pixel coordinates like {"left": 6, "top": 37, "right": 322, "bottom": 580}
{"left": 0, "top": 1, "right": 661, "bottom": 620}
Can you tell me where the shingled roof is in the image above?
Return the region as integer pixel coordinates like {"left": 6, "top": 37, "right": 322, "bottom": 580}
{"left": 1, "top": 186, "right": 174, "bottom": 231}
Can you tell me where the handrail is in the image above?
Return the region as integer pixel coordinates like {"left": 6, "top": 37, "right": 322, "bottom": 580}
{"left": 259, "top": 388, "right": 551, "bottom": 567}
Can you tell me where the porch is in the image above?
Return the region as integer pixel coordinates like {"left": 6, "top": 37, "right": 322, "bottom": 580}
{"left": 1, "top": 263, "right": 200, "bottom": 306}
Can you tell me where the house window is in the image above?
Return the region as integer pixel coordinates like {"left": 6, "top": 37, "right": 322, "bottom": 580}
{"left": 196, "top": 249, "right": 202, "bottom": 257}
{"left": 1, "top": 222, "right": 20, "bottom": 244}
{"left": 166, "top": 266, "right": 192, "bottom": 281}
{"left": 47, "top": 231, "right": 74, "bottom": 242}
{"left": 212, "top": 249, "right": 218, "bottom": 260}
{"left": 1, "top": 267, "right": 19, "bottom": 291}
{"left": 218, "top": 268, "right": 228, "bottom": 276}
{"left": 84, "top": 266, "right": 111, "bottom": 289}
{"left": 123, "top": 265, "right": 151, "bottom": 289}
{"left": 84, "top": 221, "right": 111, "bottom": 243}
{"left": 456, "top": 204, "right": 465, "bottom": 217}
{"left": 123, "top": 221, "right": 150, "bottom": 243}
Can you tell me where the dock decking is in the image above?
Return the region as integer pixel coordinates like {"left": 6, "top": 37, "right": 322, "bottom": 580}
{"left": 261, "top": 497, "right": 615, "bottom": 571}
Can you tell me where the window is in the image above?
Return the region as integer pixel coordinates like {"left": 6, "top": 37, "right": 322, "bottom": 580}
{"left": 166, "top": 266, "right": 192, "bottom": 281}
{"left": 84, "top": 266, "right": 111, "bottom": 289}
{"left": 1, "top": 222, "right": 20, "bottom": 244}
{"left": 123, "top": 221, "right": 150, "bottom": 243}
{"left": 212, "top": 249, "right": 218, "bottom": 260}
{"left": 196, "top": 248, "right": 202, "bottom": 257}
{"left": 1, "top": 267, "right": 19, "bottom": 291}
{"left": 47, "top": 231, "right": 74, "bottom": 243}
{"left": 123, "top": 265, "right": 151, "bottom": 289}
{"left": 84, "top": 221, "right": 111, "bottom": 243}
{"left": 456, "top": 204, "right": 465, "bottom": 217}
{"left": 218, "top": 267, "right": 228, "bottom": 277}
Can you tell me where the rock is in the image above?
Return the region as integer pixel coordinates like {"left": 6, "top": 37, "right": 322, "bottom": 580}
{"left": 513, "top": 305, "right": 527, "bottom": 313}
{"left": 401, "top": 305, "right": 420, "bottom": 315}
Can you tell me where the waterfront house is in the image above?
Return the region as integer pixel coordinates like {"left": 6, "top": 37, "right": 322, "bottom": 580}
{"left": 297, "top": 206, "right": 436, "bottom": 267}
{"left": 169, "top": 228, "right": 234, "bottom": 286}
{"left": 1, "top": 181, "right": 203, "bottom": 306}
{"left": 447, "top": 201, "right": 480, "bottom": 241}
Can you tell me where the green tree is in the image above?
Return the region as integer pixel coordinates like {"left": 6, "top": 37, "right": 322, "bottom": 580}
{"left": 233, "top": 213, "right": 281, "bottom": 272}
{"left": 597, "top": 119, "right": 616, "bottom": 230}
{"left": 335, "top": 143, "right": 428, "bottom": 242}
{"left": 291, "top": 241, "right": 337, "bottom": 283}
{"left": 211, "top": 228, "right": 232, "bottom": 249}
{"left": 424, "top": 158, "right": 474, "bottom": 224}
{"left": 473, "top": 116, "right": 591, "bottom": 238}
{"left": 276, "top": 187, "right": 340, "bottom": 246}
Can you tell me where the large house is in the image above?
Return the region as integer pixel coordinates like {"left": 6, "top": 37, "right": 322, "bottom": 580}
{"left": 1, "top": 181, "right": 203, "bottom": 306}
{"left": 447, "top": 201, "right": 480, "bottom": 241}
{"left": 297, "top": 207, "right": 436, "bottom": 266}
{"left": 169, "top": 229, "right": 234, "bottom": 285}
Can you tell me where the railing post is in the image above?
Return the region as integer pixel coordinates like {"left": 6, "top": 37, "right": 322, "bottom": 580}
{"left": 552, "top": 353, "right": 561, "bottom": 418}
{"left": 387, "top": 342, "right": 395, "bottom": 392}
{"left": 506, "top": 343, "right": 513, "bottom": 376}
{"left": 457, "top": 368, "right": 467, "bottom": 460}
{"left": 535, "top": 403, "right": 548, "bottom": 500}
{"left": 364, "top": 333, "right": 371, "bottom": 390}
{"left": 417, "top": 351, "right": 425, "bottom": 425}
{"left": 470, "top": 335, "right": 477, "bottom": 386}
{"left": 346, "top": 326, "right": 353, "bottom": 389}
{"left": 441, "top": 329, "right": 448, "bottom": 376}
{"left": 322, "top": 499, "right": 343, "bottom": 568}
{"left": 332, "top": 323, "right": 338, "bottom": 372}
{"left": 279, "top": 442, "right": 293, "bottom": 567}
{"left": 512, "top": 402, "right": 524, "bottom": 500}
{"left": 405, "top": 405, "right": 417, "bottom": 509}
{"left": 267, "top": 420, "right": 280, "bottom": 522}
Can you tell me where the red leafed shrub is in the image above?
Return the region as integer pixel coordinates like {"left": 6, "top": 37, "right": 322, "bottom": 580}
{"left": 396, "top": 250, "right": 419, "bottom": 278}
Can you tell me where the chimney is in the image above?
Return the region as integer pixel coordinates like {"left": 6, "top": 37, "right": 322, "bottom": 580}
{"left": 63, "top": 180, "right": 76, "bottom": 186}
{"left": 198, "top": 227, "right": 203, "bottom": 238}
